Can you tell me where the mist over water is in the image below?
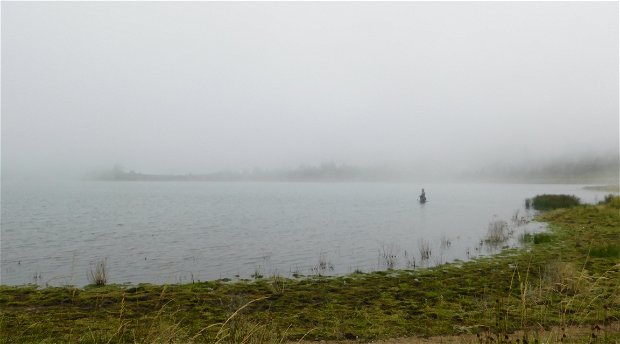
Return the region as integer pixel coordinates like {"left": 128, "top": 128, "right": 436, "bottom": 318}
{"left": 2, "top": 2, "right": 618, "bottom": 179}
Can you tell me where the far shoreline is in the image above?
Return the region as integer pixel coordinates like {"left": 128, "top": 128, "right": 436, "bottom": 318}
{"left": 583, "top": 184, "right": 620, "bottom": 192}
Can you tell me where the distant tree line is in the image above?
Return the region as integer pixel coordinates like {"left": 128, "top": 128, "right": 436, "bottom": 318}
{"left": 462, "top": 155, "right": 619, "bottom": 183}
{"left": 88, "top": 163, "right": 404, "bottom": 182}
{"left": 88, "top": 154, "right": 619, "bottom": 183}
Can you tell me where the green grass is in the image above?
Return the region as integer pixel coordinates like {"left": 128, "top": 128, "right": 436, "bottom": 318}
{"left": 590, "top": 244, "right": 620, "bottom": 258}
{"left": 1, "top": 197, "right": 619, "bottom": 343}
{"left": 600, "top": 193, "right": 620, "bottom": 208}
{"left": 520, "top": 232, "right": 553, "bottom": 244}
{"left": 531, "top": 194, "right": 581, "bottom": 210}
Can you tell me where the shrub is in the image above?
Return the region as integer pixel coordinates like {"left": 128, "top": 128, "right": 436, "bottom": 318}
{"left": 531, "top": 194, "right": 580, "bottom": 210}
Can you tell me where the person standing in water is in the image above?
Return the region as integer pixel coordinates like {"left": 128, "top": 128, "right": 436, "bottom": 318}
{"left": 419, "top": 188, "right": 427, "bottom": 203}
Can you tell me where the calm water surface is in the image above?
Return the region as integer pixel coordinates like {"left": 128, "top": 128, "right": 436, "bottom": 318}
{"left": 1, "top": 180, "right": 611, "bottom": 286}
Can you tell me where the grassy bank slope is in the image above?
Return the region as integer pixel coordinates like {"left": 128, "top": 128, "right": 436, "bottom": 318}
{"left": 1, "top": 199, "right": 619, "bottom": 343}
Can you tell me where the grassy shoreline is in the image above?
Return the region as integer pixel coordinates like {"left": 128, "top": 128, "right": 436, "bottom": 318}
{"left": 1, "top": 198, "right": 619, "bottom": 343}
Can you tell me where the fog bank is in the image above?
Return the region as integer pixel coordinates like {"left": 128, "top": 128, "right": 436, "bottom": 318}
{"left": 2, "top": 2, "right": 618, "bottom": 180}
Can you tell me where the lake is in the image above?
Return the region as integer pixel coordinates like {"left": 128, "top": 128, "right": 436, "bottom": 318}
{"left": 0, "top": 180, "right": 612, "bottom": 286}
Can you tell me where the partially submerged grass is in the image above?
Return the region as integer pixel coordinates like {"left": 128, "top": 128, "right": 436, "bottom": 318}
{"left": 379, "top": 244, "right": 399, "bottom": 270}
{"left": 531, "top": 194, "right": 580, "bottom": 210}
{"left": 418, "top": 239, "right": 432, "bottom": 261}
{"left": 484, "top": 220, "right": 511, "bottom": 245}
{"left": 310, "top": 252, "right": 334, "bottom": 276}
{"left": 1, "top": 197, "right": 619, "bottom": 343}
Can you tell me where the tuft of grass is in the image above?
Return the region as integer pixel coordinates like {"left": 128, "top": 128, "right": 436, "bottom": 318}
{"left": 269, "top": 275, "right": 287, "bottom": 295}
{"left": 531, "top": 194, "right": 580, "bottom": 210}
{"left": 87, "top": 259, "right": 108, "bottom": 286}
{"left": 251, "top": 267, "right": 263, "bottom": 279}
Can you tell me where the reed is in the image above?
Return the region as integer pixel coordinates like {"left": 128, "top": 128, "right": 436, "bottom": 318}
{"left": 379, "top": 244, "right": 398, "bottom": 270}
{"left": 418, "top": 239, "right": 432, "bottom": 261}
{"left": 310, "top": 252, "right": 334, "bottom": 276}
{"left": 87, "top": 259, "right": 108, "bottom": 286}
{"left": 440, "top": 235, "right": 452, "bottom": 249}
{"left": 484, "top": 220, "right": 510, "bottom": 245}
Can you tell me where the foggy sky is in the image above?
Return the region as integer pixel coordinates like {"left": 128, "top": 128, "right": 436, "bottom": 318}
{"left": 2, "top": 2, "right": 618, "bottom": 178}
